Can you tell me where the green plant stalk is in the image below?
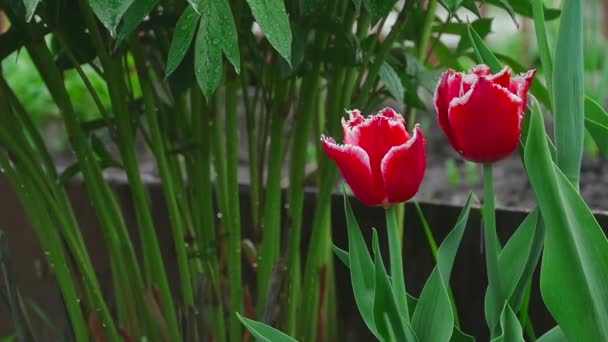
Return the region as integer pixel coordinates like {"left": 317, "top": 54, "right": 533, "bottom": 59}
{"left": 241, "top": 67, "right": 261, "bottom": 233}
{"left": 284, "top": 68, "right": 322, "bottom": 336}
{"left": 129, "top": 42, "right": 186, "bottom": 341}
{"left": 0, "top": 87, "right": 88, "bottom": 341}
{"left": 531, "top": 0, "right": 554, "bottom": 108}
{"left": 20, "top": 33, "right": 122, "bottom": 340}
{"left": 72, "top": 2, "right": 154, "bottom": 333}
{"left": 190, "top": 89, "right": 226, "bottom": 342}
{"left": 483, "top": 163, "right": 504, "bottom": 338}
{"left": 386, "top": 206, "right": 410, "bottom": 322}
{"left": 355, "top": 6, "right": 410, "bottom": 108}
{"left": 257, "top": 78, "right": 290, "bottom": 312}
{"left": 225, "top": 79, "right": 243, "bottom": 342}
{"left": 519, "top": 280, "right": 536, "bottom": 341}
{"left": 0, "top": 78, "right": 116, "bottom": 330}
{"left": 298, "top": 11, "right": 364, "bottom": 336}
{"left": 418, "top": 0, "right": 438, "bottom": 61}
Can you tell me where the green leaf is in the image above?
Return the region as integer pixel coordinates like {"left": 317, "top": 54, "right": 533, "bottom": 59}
{"left": 485, "top": 209, "right": 542, "bottom": 332}
{"left": 88, "top": 0, "right": 135, "bottom": 36}
{"left": 443, "top": 0, "right": 464, "bottom": 12}
{"left": 165, "top": 6, "right": 200, "bottom": 77}
{"left": 490, "top": 304, "right": 524, "bottom": 342}
{"left": 236, "top": 313, "right": 297, "bottom": 341}
{"left": 537, "top": 326, "right": 567, "bottom": 342}
{"left": 524, "top": 99, "right": 608, "bottom": 340}
{"left": 371, "top": 229, "right": 410, "bottom": 342}
{"left": 332, "top": 243, "right": 350, "bottom": 268}
{"left": 343, "top": 194, "right": 380, "bottom": 337}
{"left": 411, "top": 194, "right": 473, "bottom": 342}
{"left": 245, "top": 0, "right": 292, "bottom": 64}
{"left": 552, "top": 0, "right": 584, "bottom": 187}
{"left": 584, "top": 96, "right": 608, "bottom": 158}
{"left": 451, "top": 327, "right": 475, "bottom": 342}
{"left": 380, "top": 62, "right": 404, "bottom": 107}
{"left": 22, "top": 0, "right": 39, "bottom": 21}
{"left": 194, "top": 0, "right": 240, "bottom": 98}
{"left": 115, "top": 0, "right": 159, "bottom": 45}
{"left": 362, "top": 0, "right": 397, "bottom": 25}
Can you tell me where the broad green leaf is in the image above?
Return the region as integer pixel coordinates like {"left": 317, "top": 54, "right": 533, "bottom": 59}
{"left": 194, "top": 0, "right": 240, "bottom": 98}
{"left": 584, "top": 97, "right": 608, "bottom": 158}
{"left": 451, "top": 327, "right": 475, "bottom": 342}
{"left": 236, "top": 313, "right": 297, "bottom": 341}
{"left": 165, "top": 7, "right": 200, "bottom": 77}
{"left": 22, "top": 0, "right": 39, "bottom": 21}
{"left": 246, "top": 0, "right": 292, "bottom": 64}
{"left": 362, "top": 0, "right": 397, "bottom": 25}
{"left": 490, "top": 305, "right": 524, "bottom": 342}
{"left": 411, "top": 194, "right": 473, "bottom": 342}
{"left": 552, "top": 0, "right": 584, "bottom": 187}
{"left": 332, "top": 243, "right": 350, "bottom": 268}
{"left": 380, "top": 62, "right": 404, "bottom": 107}
{"left": 485, "top": 209, "right": 542, "bottom": 332}
{"left": 442, "top": 0, "right": 464, "bottom": 12}
{"left": 344, "top": 195, "right": 380, "bottom": 337}
{"left": 524, "top": 99, "right": 608, "bottom": 340}
{"left": 116, "top": 0, "right": 159, "bottom": 45}
{"left": 88, "top": 0, "right": 135, "bottom": 36}
{"left": 537, "top": 326, "right": 567, "bottom": 342}
{"left": 371, "top": 229, "right": 411, "bottom": 342}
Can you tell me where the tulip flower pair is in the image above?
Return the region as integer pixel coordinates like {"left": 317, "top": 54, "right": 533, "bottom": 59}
{"left": 322, "top": 64, "right": 535, "bottom": 207}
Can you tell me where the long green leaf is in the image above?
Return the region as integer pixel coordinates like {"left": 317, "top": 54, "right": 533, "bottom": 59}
{"left": 343, "top": 195, "right": 380, "bottom": 337}
{"left": 552, "top": 0, "right": 584, "bottom": 187}
{"left": 524, "top": 99, "right": 608, "bottom": 340}
{"left": 584, "top": 96, "right": 608, "bottom": 158}
{"left": 379, "top": 62, "right": 404, "bottom": 107}
{"left": 237, "top": 313, "right": 298, "bottom": 342}
{"left": 194, "top": 0, "right": 240, "bottom": 98}
{"left": 165, "top": 6, "right": 199, "bottom": 77}
{"left": 537, "top": 326, "right": 567, "bottom": 342}
{"left": 245, "top": 0, "right": 292, "bottom": 64}
{"left": 411, "top": 194, "right": 473, "bottom": 342}
{"left": 88, "top": 0, "right": 135, "bottom": 36}
{"left": 484, "top": 209, "right": 542, "bottom": 332}
{"left": 490, "top": 305, "right": 524, "bottom": 342}
{"left": 116, "top": 0, "right": 159, "bottom": 44}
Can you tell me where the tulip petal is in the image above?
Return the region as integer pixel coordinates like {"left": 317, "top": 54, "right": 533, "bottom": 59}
{"left": 380, "top": 125, "right": 426, "bottom": 204}
{"left": 510, "top": 69, "right": 536, "bottom": 111}
{"left": 321, "top": 136, "right": 385, "bottom": 206}
{"left": 435, "top": 70, "right": 467, "bottom": 151}
{"left": 448, "top": 76, "right": 523, "bottom": 163}
{"left": 339, "top": 108, "right": 410, "bottom": 196}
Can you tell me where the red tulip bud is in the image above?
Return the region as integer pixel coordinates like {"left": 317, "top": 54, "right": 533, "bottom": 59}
{"left": 321, "top": 108, "right": 426, "bottom": 207}
{"left": 434, "top": 65, "right": 536, "bottom": 163}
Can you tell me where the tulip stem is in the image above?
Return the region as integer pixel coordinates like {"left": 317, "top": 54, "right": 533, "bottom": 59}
{"left": 385, "top": 206, "right": 410, "bottom": 322}
{"left": 483, "top": 163, "right": 504, "bottom": 337}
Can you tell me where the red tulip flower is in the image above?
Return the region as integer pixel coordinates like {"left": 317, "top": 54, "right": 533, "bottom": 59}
{"left": 321, "top": 108, "right": 426, "bottom": 207}
{"left": 434, "top": 65, "right": 536, "bottom": 163}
